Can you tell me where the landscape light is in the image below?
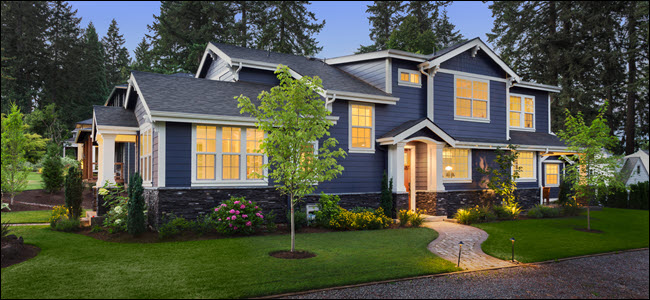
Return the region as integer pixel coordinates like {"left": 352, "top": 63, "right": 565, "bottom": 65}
{"left": 457, "top": 241, "right": 464, "bottom": 267}
{"left": 511, "top": 237, "right": 516, "bottom": 262}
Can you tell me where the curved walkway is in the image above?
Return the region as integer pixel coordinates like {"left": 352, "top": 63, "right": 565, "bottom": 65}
{"left": 424, "top": 221, "right": 514, "bottom": 270}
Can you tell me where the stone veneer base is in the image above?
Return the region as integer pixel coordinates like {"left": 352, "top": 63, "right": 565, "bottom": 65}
{"left": 415, "top": 188, "right": 541, "bottom": 217}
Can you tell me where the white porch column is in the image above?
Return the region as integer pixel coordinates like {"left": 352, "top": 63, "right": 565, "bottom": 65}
{"left": 429, "top": 142, "right": 446, "bottom": 191}
{"left": 96, "top": 133, "right": 116, "bottom": 186}
{"left": 388, "top": 142, "right": 407, "bottom": 193}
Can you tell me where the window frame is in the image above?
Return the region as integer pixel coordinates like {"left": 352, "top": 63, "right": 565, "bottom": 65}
{"left": 442, "top": 148, "right": 472, "bottom": 183}
{"left": 453, "top": 75, "right": 491, "bottom": 123}
{"left": 544, "top": 163, "right": 561, "bottom": 187}
{"left": 348, "top": 102, "right": 375, "bottom": 154}
{"left": 245, "top": 128, "right": 265, "bottom": 180}
{"left": 195, "top": 125, "right": 218, "bottom": 181}
{"left": 509, "top": 93, "right": 536, "bottom": 131}
{"left": 397, "top": 68, "right": 422, "bottom": 87}
{"left": 191, "top": 125, "right": 268, "bottom": 186}
{"left": 513, "top": 151, "right": 537, "bottom": 182}
{"left": 139, "top": 124, "right": 153, "bottom": 186}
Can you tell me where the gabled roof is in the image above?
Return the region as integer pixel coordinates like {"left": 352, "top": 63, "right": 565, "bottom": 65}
{"left": 378, "top": 118, "right": 457, "bottom": 147}
{"left": 620, "top": 157, "right": 646, "bottom": 183}
{"left": 93, "top": 105, "right": 139, "bottom": 128}
{"left": 197, "top": 42, "right": 398, "bottom": 103}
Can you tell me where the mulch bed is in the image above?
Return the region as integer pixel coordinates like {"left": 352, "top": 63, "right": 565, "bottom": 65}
{"left": 1, "top": 235, "right": 40, "bottom": 268}
{"left": 269, "top": 250, "right": 317, "bottom": 259}
{"left": 574, "top": 227, "right": 605, "bottom": 234}
{"left": 2, "top": 189, "right": 94, "bottom": 212}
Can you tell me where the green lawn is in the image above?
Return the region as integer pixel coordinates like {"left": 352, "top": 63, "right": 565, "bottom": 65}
{"left": 1, "top": 210, "right": 52, "bottom": 224}
{"left": 24, "top": 172, "right": 43, "bottom": 191}
{"left": 475, "top": 208, "right": 649, "bottom": 263}
{"left": 1, "top": 227, "right": 458, "bottom": 299}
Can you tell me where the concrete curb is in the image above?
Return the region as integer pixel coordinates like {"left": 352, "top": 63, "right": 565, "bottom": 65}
{"left": 254, "top": 247, "right": 649, "bottom": 299}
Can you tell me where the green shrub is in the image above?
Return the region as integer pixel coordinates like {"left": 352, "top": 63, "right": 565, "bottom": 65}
{"left": 100, "top": 184, "right": 128, "bottom": 233}
{"left": 287, "top": 210, "right": 308, "bottom": 231}
{"left": 454, "top": 208, "right": 479, "bottom": 225}
{"left": 350, "top": 207, "right": 374, "bottom": 213}
{"left": 158, "top": 214, "right": 192, "bottom": 239}
{"left": 64, "top": 165, "right": 83, "bottom": 219}
{"left": 41, "top": 143, "right": 64, "bottom": 193}
{"left": 127, "top": 173, "right": 146, "bottom": 236}
{"left": 314, "top": 193, "right": 342, "bottom": 228}
{"left": 561, "top": 198, "right": 581, "bottom": 216}
{"left": 264, "top": 210, "right": 278, "bottom": 233}
{"left": 397, "top": 209, "right": 411, "bottom": 227}
{"left": 49, "top": 205, "right": 69, "bottom": 228}
{"left": 492, "top": 204, "right": 520, "bottom": 220}
{"left": 329, "top": 207, "right": 390, "bottom": 230}
{"left": 53, "top": 218, "right": 81, "bottom": 232}
{"left": 527, "top": 205, "right": 561, "bottom": 219}
{"left": 211, "top": 197, "right": 265, "bottom": 235}
{"left": 629, "top": 181, "right": 649, "bottom": 210}
{"left": 557, "top": 174, "right": 573, "bottom": 206}
{"left": 409, "top": 209, "right": 426, "bottom": 227}
{"left": 380, "top": 171, "right": 394, "bottom": 218}
{"left": 609, "top": 185, "right": 629, "bottom": 208}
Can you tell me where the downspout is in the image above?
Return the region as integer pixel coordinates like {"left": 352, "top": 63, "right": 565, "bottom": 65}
{"left": 506, "top": 77, "right": 516, "bottom": 140}
{"left": 234, "top": 61, "right": 243, "bottom": 81}
{"left": 325, "top": 93, "right": 336, "bottom": 112}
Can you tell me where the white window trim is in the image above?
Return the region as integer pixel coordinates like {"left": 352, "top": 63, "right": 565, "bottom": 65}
{"left": 397, "top": 68, "right": 422, "bottom": 87}
{"left": 348, "top": 102, "right": 375, "bottom": 154}
{"left": 245, "top": 128, "right": 267, "bottom": 180}
{"left": 139, "top": 123, "right": 153, "bottom": 187}
{"left": 509, "top": 93, "right": 536, "bottom": 131}
{"left": 191, "top": 125, "right": 268, "bottom": 187}
{"left": 453, "top": 75, "right": 491, "bottom": 123}
{"left": 442, "top": 148, "right": 472, "bottom": 183}
{"left": 513, "top": 151, "right": 537, "bottom": 182}
{"left": 543, "top": 162, "right": 561, "bottom": 187}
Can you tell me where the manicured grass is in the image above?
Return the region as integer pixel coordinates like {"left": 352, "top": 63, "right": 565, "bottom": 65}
{"left": 475, "top": 208, "right": 649, "bottom": 263}
{"left": 24, "top": 172, "right": 43, "bottom": 191}
{"left": 1, "top": 227, "right": 458, "bottom": 298}
{"left": 1, "top": 210, "right": 52, "bottom": 224}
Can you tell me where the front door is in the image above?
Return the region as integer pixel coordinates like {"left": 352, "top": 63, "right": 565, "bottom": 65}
{"left": 404, "top": 149, "right": 412, "bottom": 210}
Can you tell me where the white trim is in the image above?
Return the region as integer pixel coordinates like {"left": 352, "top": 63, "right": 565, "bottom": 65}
{"left": 506, "top": 78, "right": 513, "bottom": 140}
{"left": 379, "top": 119, "right": 456, "bottom": 148}
{"left": 397, "top": 68, "right": 422, "bottom": 88}
{"left": 425, "top": 66, "right": 436, "bottom": 120}
{"left": 125, "top": 74, "right": 153, "bottom": 121}
{"left": 513, "top": 151, "right": 537, "bottom": 182}
{"left": 348, "top": 102, "right": 375, "bottom": 154}
{"left": 438, "top": 68, "right": 508, "bottom": 83}
{"left": 508, "top": 93, "right": 536, "bottom": 131}
{"left": 453, "top": 74, "right": 491, "bottom": 123}
{"left": 385, "top": 58, "right": 392, "bottom": 94}
{"left": 517, "top": 81, "right": 561, "bottom": 93}
{"left": 150, "top": 110, "right": 339, "bottom": 126}
{"left": 420, "top": 38, "right": 521, "bottom": 83}
{"left": 325, "top": 49, "right": 430, "bottom": 65}
{"left": 404, "top": 145, "right": 416, "bottom": 211}
{"left": 442, "top": 148, "right": 472, "bottom": 183}
{"left": 548, "top": 94, "right": 552, "bottom": 134}
{"left": 157, "top": 122, "right": 166, "bottom": 187}
{"left": 543, "top": 163, "right": 561, "bottom": 187}
{"left": 326, "top": 90, "right": 399, "bottom": 105}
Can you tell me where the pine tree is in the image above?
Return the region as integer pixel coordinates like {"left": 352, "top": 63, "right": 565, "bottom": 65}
{"left": 41, "top": 142, "right": 64, "bottom": 194}
{"left": 64, "top": 165, "right": 84, "bottom": 220}
{"left": 127, "top": 172, "right": 146, "bottom": 236}
{"left": 386, "top": 16, "right": 437, "bottom": 54}
{"left": 434, "top": 9, "right": 464, "bottom": 49}
{"left": 357, "top": 1, "right": 404, "bottom": 53}
{"left": 102, "top": 19, "right": 131, "bottom": 88}
{"left": 256, "top": 1, "right": 325, "bottom": 56}
{"left": 231, "top": 1, "right": 269, "bottom": 48}
{"left": 79, "top": 22, "right": 109, "bottom": 119}
{"left": 130, "top": 37, "right": 154, "bottom": 73}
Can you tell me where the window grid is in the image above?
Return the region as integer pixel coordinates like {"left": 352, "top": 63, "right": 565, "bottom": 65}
{"left": 222, "top": 127, "right": 241, "bottom": 180}
{"left": 456, "top": 78, "right": 488, "bottom": 120}
{"left": 510, "top": 95, "right": 535, "bottom": 129}
{"left": 398, "top": 69, "right": 421, "bottom": 85}
{"left": 443, "top": 148, "right": 470, "bottom": 180}
{"left": 545, "top": 164, "right": 559, "bottom": 186}
{"left": 246, "top": 128, "right": 264, "bottom": 180}
{"left": 139, "top": 129, "right": 152, "bottom": 182}
{"left": 514, "top": 151, "right": 535, "bottom": 179}
{"left": 196, "top": 125, "right": 217, "bottom": 180}
{"left": 351, "top": 104, "right": 373, "bottom": 149}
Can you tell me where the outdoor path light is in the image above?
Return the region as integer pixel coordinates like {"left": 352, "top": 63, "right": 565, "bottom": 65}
{"left": 511, "top": 237, "right": 516, "bottom": 262}
{"left": 457, "top": 241, "right": 464, "bottom": 267}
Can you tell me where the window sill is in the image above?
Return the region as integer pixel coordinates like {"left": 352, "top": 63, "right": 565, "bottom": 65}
{"left": 516, "top": 178, "right": 537, "bottom": 183}
{"left": 454, "top": 116, "right": 490, "bottom": 123}
{"left": 349, "top": 148, "right": 375, "bottom": 154}
{"left": 510, "top": 127, "right": 536, "bottom": 132}
{"left": 397, "top": 82, "right": 422, "bottom": 88}
{"left": 191, "top": 180, "right": 268, "bottom": 187}
{"left": 443, "top": 179, "right": 472, "bottom": 184}
{"left": 544, "top": 184, "right": 560, "bottom": 188}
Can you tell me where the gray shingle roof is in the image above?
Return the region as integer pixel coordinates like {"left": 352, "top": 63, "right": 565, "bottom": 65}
{"left": 93, "top": 105, "right": 139, "bottom": 128}
{"left": 457, "top": 131, "right": 567, "bottom": 147}
{"left": 210, "top": 42, "right": 390, "bottom": 97}
{"left": 76, "top": 118, "right": 93, "bottom": 125}
{"left": 132, "top": 71, "right": 273, "bottom": 117}
{"left": 620, "top": 157, "right": 641, "bottom": 183}
{"left": 431, "top": 38, "right": 477, "bottom": 59}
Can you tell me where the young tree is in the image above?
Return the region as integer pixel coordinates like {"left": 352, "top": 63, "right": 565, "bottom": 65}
{"left": 1, "top": 104, "right": 31, "bottom": 205}
{"left": 102, "top": 19, "right": 131, "bottom": 88}
{"left": 41, "top": 142, "right": 64, "bottom": 194}
{"left": 127, "top": 172, "right": 146, "bottom": 236}
{"left": 558, "top": 102, "right": 624, "bottom": 231}
{"left": 237, "top": 66, "right": 346, "bottom": 252}
{"left": 477, "top": 144, "right": 522, "bottom": 213}
{"left": 64, "top": 165, "right": 83, "bottom": 219}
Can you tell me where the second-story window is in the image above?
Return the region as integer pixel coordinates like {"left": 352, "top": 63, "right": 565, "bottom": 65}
{"left": 510, "top": 94, "right": 535, "bottom": 130}
{"left": 455, "top": 77, "right": 489, "bottom": 121}
{"left": 349, "top": 103, "right": 374, "bottom": 153}
{"left": 398, "top": 69, "right": 421, "bottom": 87}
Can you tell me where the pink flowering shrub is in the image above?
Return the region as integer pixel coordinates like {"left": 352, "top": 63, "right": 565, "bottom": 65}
{"left": 211, "top": 196, "right": 264, "bottom": 235}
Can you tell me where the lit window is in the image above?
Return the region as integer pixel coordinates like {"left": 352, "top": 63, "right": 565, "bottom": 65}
{"left": 350, "top": 103, "right": 373, "bottom": 149}
{"left": 510, "top": 95, "right": 534, "bottom": 129}
{"left": 196, "top": 125, "right": 216, "bottom": 180}
{"left": 443, "top": 148, "right": 470, "bottom": 180}
{"left": 514, "top": 151, "right": 535, "bottom": 179}
{"left": 139, "top": 128, "right": 152, "bottom": 182}
{"left": 545, "top": 164, "right": 559, "bottom": 186}
{"left": 222, "top": 127, "right": 241, "bottom": 180}
{"left": 456, "top": 78, "right": 488, "bottom": 120}
{"left": 398, "top": 69, "right": 421, "bottom": 86}
{"left": 246, "top": 128, "right": 264, "bottom": 179}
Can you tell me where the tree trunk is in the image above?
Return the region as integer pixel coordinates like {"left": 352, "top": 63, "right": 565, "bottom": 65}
{"left": 587, "top": 205, "right": 591, "bottom": 231}
{"left": 290, "top": 194, "right": 295, "bottom": 252}
{"left": 625, "top": 6, "right": 637, "bottom": 155}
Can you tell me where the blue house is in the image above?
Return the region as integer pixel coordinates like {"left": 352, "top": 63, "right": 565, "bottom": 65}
{"left": 77, "top": 38, "right": 572, "bottom": 227}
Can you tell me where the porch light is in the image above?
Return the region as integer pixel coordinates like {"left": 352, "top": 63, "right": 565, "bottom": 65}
{"left": 457, "top": 241, "right": 464, "bottom": 267}
{"left": 511, "top": 237, "right": 516, "bottom": 262}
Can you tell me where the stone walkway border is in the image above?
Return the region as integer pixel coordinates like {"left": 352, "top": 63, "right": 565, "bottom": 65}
{"left": 255, "top": 248, "right": 649, "bottom": 299}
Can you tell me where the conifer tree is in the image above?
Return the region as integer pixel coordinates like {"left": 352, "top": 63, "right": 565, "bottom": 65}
{"left": 127, "top": 172, "right": 146, "bottom": 236}
{"left": 102, "top": 19, "right": 131, "bottom": 88}
{"left": 41, "top": 142, "right": 64, "bottom": 194}
{"left": 357, "top": 1, "right": 404, "bottom": 53}
{"left": 434, "top": 9, "right": 464, "bottom": 49}
{"left": 64, "top": 165, "right": 84, "bottom": 220}
{"left": 79, "top": 22, "right": 109, "bottom": 119}
{"left": 231, "top": 1, "right": 269, "bottom": 48}
{"left": 256, "top": 1, "right": 325, "bottom": 56}
{"left": 130, "top": 37, "right": 154, "bottom": 73}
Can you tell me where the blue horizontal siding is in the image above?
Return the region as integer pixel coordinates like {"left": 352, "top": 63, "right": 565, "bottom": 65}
{"left": 238, "top": 68, "right": 280, "bottom": 86}
{"left": 440, "top": 49, "right": 506, "bottom": 78}
{"left": 510, "top": 86, "right": 549, "bottom": 133}
{"left": 166, "top": 122, "right": 192, "bottom": 187}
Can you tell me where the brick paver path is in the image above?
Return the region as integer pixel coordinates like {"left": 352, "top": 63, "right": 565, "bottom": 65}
{"left": 424, "top": 221, "right": 514, "bottom": 270}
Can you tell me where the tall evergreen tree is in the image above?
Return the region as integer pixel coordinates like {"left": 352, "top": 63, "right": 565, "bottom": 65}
{"left": 78, "top": 22, "right": 109, "bottom": 119}
{"left": 231, "top": 1, "right": 269, "bottom": 48}
{"left": 434, "top": 9, "right": 464, "bottom": 49}
{"left": 255, "top": 1, "right": 325, "bottom": 56}
{"left": 0, "top": 1, "right": 49, "bottom": 114}
{"left": 147, "top": 1, "right": 236, "bottom": 73}
{"left": 386, "top": 16, "right": 437, "bottom": 54}
{"left": 130, "top": 37, "right": 154, "bottom": 73}
{"left": 102, "top": 19, "right": 131, "bottom": 88}
{"left": 357, "top": 1, "right": 404, "bottom": 53}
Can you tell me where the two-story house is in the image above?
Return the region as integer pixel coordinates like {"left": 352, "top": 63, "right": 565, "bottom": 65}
{"left": 76, "top": 38, "right": 571, "bottom": 227}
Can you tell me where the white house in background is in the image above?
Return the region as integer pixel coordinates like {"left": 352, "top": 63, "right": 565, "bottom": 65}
{"left": 620, "top": 150, "right": 649, "bottom": 186}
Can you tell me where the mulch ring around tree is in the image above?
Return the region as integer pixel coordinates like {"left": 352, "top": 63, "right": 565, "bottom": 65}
{"left": 574, "top": 227, "right": 605, "bottom": 234}
{"left": 2, "top": 189, "right": 94, "bottom": 212}
{"left": 269, "top": 250, "right": 317, "bottom": 259}
{"left": 1, "top": 235, "right": 40, "bottom": 268}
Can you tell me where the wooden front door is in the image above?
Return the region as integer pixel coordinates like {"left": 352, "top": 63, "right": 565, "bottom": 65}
{"left": 404, "top": 149, "right": 412, "bottom": 210}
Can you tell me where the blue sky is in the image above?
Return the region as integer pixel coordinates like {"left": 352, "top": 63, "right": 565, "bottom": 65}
{"left": 71, "top": 1, "right": 496, "bottom": 59}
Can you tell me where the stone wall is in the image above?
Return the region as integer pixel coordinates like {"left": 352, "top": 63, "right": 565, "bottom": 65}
{"left": 416, "top": 188, "right": 540, "bottom": 217}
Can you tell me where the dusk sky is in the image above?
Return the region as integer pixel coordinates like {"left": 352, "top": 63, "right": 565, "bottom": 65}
{"left": 70, "top": 1, "right": 496, "bottom": 59}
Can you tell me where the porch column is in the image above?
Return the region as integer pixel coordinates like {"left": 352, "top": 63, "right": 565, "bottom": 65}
{"left": 96, "top": 133, "right": 117, "bottom": 186}
{"left": 429, "top": 142, "right": 446, "bottom": 191}
{"left": 388, "top": 142, "right": 407, "bottom": 193}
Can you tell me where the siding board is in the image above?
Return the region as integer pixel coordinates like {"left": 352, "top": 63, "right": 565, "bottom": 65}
{"left": 165, "top": 122, "right": 192, "bottom": 187}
